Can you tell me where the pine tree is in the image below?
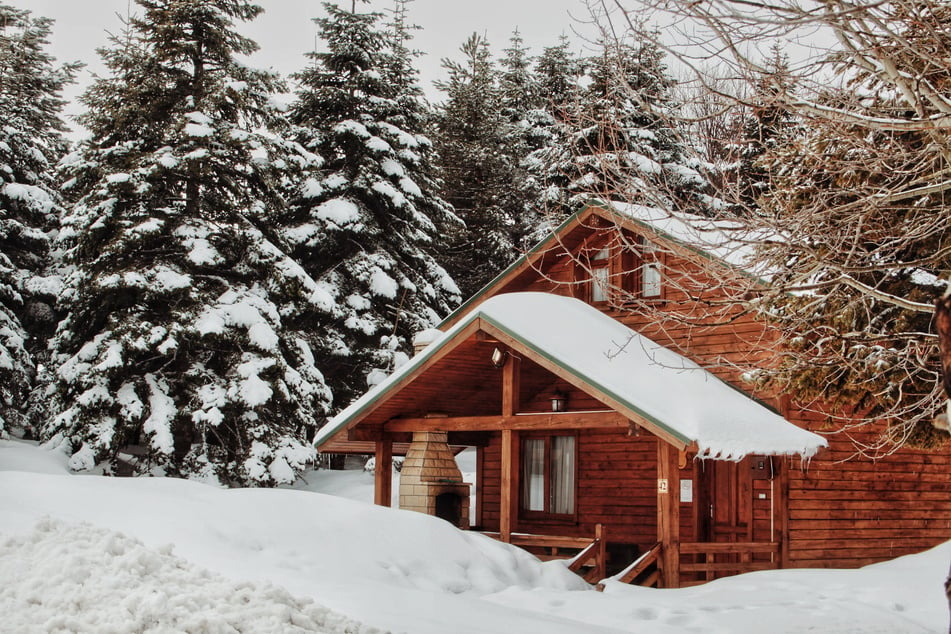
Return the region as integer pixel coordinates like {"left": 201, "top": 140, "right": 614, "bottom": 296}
{"left": 0, "top": 5, "right": 78, "bottom": 436}
{"left": 285, "top": 2, "right": 460, "bottom": 409}
{"left": 733, "top": 44, "right": 798, "bottom": 212}
{"left": 534, "top": 35, "right": 584, "bottom": 122}
{"left": 544, "top": 37, "right": 710, "bottom": 214}
{"left": 497, "top": 30, "right": 549, "bottom": 250}
{"left": 45, "top": 0, "right": 331, "bottom": 485}
{"left": 751, "top": 9, "right": 951, "bottom": 449}
{"left": 517, "top": 36, "right": 583, "bottom": 235}
{"left": 434, "top": 33, "right": 518, "bottom": 298}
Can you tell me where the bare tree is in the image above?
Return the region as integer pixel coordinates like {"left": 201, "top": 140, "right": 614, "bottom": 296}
{"left": 549, "top": 0, "right": 951, "bottom": 456}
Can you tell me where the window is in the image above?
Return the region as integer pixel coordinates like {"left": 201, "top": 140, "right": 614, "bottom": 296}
{"left": 590, "top": 246, "right": 610, "bottom": 303}
{"left": 520, "top": 435, "right": 576, "bottom": 516}
{"left": 640, "top": 239, "right": 662, "bottom": 298}
{"left": 576, "top": 235, "right": 663, "bottom": 304}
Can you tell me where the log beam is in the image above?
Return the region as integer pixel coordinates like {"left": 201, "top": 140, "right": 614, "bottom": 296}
{"left": 384, "top": 410, "right": 629, "bottom": 432}
{"left": 502, "top": 351, "right": 520, "bottom": 417}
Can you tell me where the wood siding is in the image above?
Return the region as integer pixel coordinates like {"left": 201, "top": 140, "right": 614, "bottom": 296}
{"left": 490, "top": 217, "right": 951, "bottom": 570}
{"left": 479, "top": 428, "right": 697, "bottom": 565}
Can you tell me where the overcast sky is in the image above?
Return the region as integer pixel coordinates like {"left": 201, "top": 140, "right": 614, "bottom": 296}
{"left": 25, "top": 0, "right": 607, "bottom": 134}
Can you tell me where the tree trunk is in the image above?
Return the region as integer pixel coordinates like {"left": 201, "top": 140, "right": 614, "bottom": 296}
{"left": 946, "top": 561, "right": 951, "bottom": 634}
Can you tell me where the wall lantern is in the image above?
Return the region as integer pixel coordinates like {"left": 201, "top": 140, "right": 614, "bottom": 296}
{"left": 551, "top": 390, "right": 567, "bottom": 412}
{"left": 491, "top": 347, "right": 507, "bottom": 368}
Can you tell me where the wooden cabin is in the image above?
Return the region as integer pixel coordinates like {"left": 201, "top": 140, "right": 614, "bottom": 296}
{"left": 316, "top": 201, "right": 951, "bottom": 588}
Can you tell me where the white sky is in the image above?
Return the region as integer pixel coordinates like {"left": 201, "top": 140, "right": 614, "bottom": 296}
{"left": 25, "top": 0, "right": 607, "bottom": 134}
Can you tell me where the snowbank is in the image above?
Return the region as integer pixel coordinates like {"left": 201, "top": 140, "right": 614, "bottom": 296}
{"left": 0, "top": 518, "right": 378, "bottom": 634}
{"left": 1, "top": 440, "right": 948, "bottom": 634}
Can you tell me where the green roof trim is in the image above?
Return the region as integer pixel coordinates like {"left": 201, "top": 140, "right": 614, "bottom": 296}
{"left": 436, "top": 204, "right": 593, "bottom": 329}
{"left": 313, "top": 316, "right": 478, "bottom": 449}
{"left": 477, "top": 312, "right": 692, "bottom": 447}
{"left": 437, "top": 198, "right": 768, "bottom": 330}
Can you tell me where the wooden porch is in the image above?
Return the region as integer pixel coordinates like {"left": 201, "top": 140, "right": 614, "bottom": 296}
{"left": 372, "top": 421, "right": 785, "bottom": 588}
{"left": 312, "top": 294, "right": 823, "bottom": 590}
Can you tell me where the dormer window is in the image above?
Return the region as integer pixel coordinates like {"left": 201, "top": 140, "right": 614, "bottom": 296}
{"left": 590, "top": 247, "right": 611, "bottom": 303}
{"left": 574, "top": 232, "right": 664, "bottom": 305}
{"left": 641, "top": 239, "right": 662, "bottom": 298}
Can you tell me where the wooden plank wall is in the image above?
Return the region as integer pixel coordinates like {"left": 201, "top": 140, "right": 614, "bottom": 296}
{"left": 498, "top": 225, "right": 951, "bottom": 569}
{"left": 479, "top": 429, "right": 697, "bottom": 555}
{"left": 784, "top": 411, "right": 951, "bottom": 567}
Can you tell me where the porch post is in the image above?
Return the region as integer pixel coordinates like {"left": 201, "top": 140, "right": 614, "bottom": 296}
{"left": 657, "top": 441, "right": 681, "bottom": 588}
{"left": 374, "top": 438, "right": 393, "bottom": 507}
{"left": 500, "top": 352, "right": 521, "bottom": 542}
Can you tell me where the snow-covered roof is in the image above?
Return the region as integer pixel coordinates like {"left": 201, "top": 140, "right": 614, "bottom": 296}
{"left": 317, "top": 292, "right": 826, "bottom": 460}
{"left": 610, "top": 202, "right": 775, "bottom": 282}
{"left": 441, "top": 200, "right": 774, "bottom": 331}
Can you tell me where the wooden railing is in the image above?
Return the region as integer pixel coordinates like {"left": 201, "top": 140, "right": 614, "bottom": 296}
{"left": 605, "top": 540, "right": 662, "bottom": 589}
{"left": 481, "top": 524, "right": 607, "bottom": 583}
{"left": 566, "top": 523, "right": 606, "bottom": 583}
{"left": 679, "top": 541, "right": 780, "bottom": 583}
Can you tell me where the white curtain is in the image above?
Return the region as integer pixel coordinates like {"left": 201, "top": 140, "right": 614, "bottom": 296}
{"left": 592, "top": 266, "right": 610, "bottom": 302}
{"left": 642, "top": 262, "right": 661, "bottom": 297}
{"left": 521, "top": 439, "right": 545, "bottom": 511}
{"left": 550, "top": 436, "right": 575, "bottom": 514}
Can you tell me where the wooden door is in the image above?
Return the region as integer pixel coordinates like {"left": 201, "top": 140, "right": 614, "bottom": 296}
{"left": 696, "top": 456, "right": 778, "bottom": 580}
{"left": 704, "top": 459, "right": 753, "bottom": 543}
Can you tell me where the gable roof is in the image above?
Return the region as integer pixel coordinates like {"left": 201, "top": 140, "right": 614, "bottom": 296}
{"left": 440, "top": 199, "right": 768, "bottom": 330}
{"left": 316, "top": 292, "right": 827, "bottom": 460}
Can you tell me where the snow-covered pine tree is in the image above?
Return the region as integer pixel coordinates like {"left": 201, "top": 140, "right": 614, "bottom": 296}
{"left": 45, "top": 0, "right": 332, "bottom": 485}
{"left": 285, "top": 2, "right": 460, "bottom": 409}
{"left": 521, "top": 35, "right": 585, "bottom": 240}
{"left": 0, "top": 4, "right": 78, "bottom": 437}
{"left": 497, "top": 30, "right": 549, "bottom": 250}
{"left": 544, "top": 37, "right": 710, "bottom": 214}
{"left": 434, "top": 33, "right": 519, "bottom": 298}
{"left": 534, "top": 35, "right": 584, "bottom": 121}
{"left": 750, "top": 7, "right": 951, "bottom": 450}
{"left": 732, "top": 44, "right": 798, "bottom": 213}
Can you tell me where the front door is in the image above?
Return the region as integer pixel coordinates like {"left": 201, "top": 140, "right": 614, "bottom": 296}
{"left": 708, "top": 459, "right": 752, "bottom": 543}
{"left": 696, "top": 456, "right": 778, "bottom": 580}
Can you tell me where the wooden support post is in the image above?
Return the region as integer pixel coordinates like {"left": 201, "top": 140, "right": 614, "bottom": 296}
{"left": 500, "top": 351, "right": 521, "bottom": 543}
{"left": 373, "top": 439, "right": 392, "bottom": 507}
{"left": 777, "top": 456, "right": 790, "bottom": 568}
{"left": 475, "top": 445, "right": 484, "bottom": 528}
{"left": 595, "top": 523, "right": 607, "bottom": 582}
{"left": 500, "top": 429, "right": 518, "bottom": 542}
{"left": 657, "top": 441, "right": 680, "bottom": 588}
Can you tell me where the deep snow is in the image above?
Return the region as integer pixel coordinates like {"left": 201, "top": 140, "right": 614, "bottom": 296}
{"left": 1, "top": 439, "right": 948, "bottom": 633}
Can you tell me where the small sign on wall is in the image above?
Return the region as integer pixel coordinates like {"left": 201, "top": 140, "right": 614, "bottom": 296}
{"left": 680, "top": 479, "right": 693, "bottom": 503}
{"left": 657, "top": 478, "right": 668, "bottom": 493}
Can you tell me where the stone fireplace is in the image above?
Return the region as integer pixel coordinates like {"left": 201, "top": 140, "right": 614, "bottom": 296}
{"left": 399, "top": 431, "right": 470, "bottom": 529}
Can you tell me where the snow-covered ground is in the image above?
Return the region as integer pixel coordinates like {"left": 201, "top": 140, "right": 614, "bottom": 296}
{"left": 1, "top": 439, "right": 948, "bottom": 633}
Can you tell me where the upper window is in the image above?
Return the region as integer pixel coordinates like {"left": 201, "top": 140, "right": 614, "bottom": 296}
{"left": 590, "top": 247, "right": 611, "bottom": 303}
{"left": 577, "top": 234, "right": 663, "bottom": 304}
{"left": 521, "top": 435, "right": 576, "bottom": 517}
{"left": 640, "top": 239, "right": 662, "bottom": 297}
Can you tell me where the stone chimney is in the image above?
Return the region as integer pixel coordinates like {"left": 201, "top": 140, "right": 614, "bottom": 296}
{"left": 399, "top": 431, "right": 470, "bottom": 529}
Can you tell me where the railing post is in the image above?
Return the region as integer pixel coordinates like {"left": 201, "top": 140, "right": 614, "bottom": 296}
{"left": 595, "top": 523, "right": 606, "bottom": 581}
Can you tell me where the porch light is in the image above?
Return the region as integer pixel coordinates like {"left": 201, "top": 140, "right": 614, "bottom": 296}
{"left": 551, "top": 391, "right": 567, "bottom": 412}
{"left": 491, "top": 347, "right": 507, "bottom": 368}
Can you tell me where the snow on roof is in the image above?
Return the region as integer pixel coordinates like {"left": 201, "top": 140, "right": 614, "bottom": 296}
{"left": 318, "top": 292, "right": 826, "bottom": 460}
{"left": 610, "top": 202, "right": 776, "bottom": 281}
